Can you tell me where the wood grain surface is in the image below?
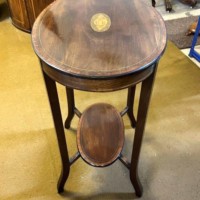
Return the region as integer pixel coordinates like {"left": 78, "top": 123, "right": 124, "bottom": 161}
{"left": 77, "top": 103, "right": 124, "bottom": 167}
{"left": 7, "top": 0, "right": 55, "bottom": 32}
{"left": 32, "top": 0, "right": 166, "bottom": 78}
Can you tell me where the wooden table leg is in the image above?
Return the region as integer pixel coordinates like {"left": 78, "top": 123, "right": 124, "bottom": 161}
{"left": 64, "top": 88, "right": 75, "bottom": 129}
{"left": 130, "top": 63, "right": 158, "bottom": 197}
{"left": 127, "top": 86, "right": 137, "bottom": 128}
{"left": 42, "top": 70, "right": 70, "bottom": 193}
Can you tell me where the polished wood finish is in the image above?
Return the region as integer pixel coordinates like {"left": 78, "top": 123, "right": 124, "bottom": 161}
{"left": 6, "top": 0, "right": 54, "bottom": 32}
{"left": 41, "top": 65, "right": 70, "bottom": 193}
{"left": 77, "top": 103, "right": 124, "bottom": 167}
{"left": 32, "top": 0, "right": 167, "bottom": 197}
{"left": 64, "top": 88, "right": 75, "bottom": 129}
{"left": 42, "top": 61, "right": 154, "bottom": 92}
{"left": 32, "top": 0, "right": 166, "bottom": 78}
{"left": 127, "top": 86, "right": 137, "bottom": 128}
{"left": 130, "top": 63, "right": 158, "bottom": 197}
{"left": 26, "top": 0, "right": 55, "bottom": 28}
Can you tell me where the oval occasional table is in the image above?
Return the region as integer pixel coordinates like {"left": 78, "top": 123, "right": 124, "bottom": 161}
{"left": 32, "top": 0, "right": 167, "bottom": 197}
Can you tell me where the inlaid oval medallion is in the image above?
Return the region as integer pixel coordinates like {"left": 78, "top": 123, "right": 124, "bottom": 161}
{"left": 90, "top": 13, "right": 111, "bottom": 32}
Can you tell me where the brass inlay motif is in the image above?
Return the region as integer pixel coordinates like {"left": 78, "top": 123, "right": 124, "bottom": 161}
{"left": 90, "top": 13, "right": 111, "bottom": 32}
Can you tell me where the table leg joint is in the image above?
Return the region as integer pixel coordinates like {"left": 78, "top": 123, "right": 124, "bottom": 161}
{"left": 69, "top": 152, "right": 81, "bottom": 165}
{"left": 74, "top": 107, "right": 82, "bottom": 118}
{"left": 120, "top": 106, "right": 137, "bottom": 127}
{"left": 120, "top": 106, "right": 129, "bottom": 116}
{"left": 119, "top": 154, "right": 131, "bottom": 169}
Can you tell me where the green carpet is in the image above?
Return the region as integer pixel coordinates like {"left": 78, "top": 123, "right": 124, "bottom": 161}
{"left": 0, "top": 14, "right": 200, "bottom": 200}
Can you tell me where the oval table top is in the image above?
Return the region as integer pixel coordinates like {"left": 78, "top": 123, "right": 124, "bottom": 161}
{"left": 32, "top": 0, "right": 167, "bottom": 79}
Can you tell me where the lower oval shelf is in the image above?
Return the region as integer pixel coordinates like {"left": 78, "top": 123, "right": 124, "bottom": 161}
{"left": 77, "top": 103, "right": 124, "bottom": 167}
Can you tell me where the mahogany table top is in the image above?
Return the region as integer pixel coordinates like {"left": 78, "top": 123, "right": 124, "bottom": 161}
{"left": 32, "top": 0, "right": 167, "bottom": 78}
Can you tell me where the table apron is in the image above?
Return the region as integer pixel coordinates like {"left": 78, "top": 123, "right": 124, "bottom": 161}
{"left": 41, "top": 61, "right": 155, "bottom": 92}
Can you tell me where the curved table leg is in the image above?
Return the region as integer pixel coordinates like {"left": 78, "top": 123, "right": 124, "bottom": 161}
{"left": 42, "top": 69, "right": 70, "bottom": 193}
{"left": 130, "top": 63, "right": 158, "bottom": 197}
{"left": 127, "top": 86, "right": 137, "bottom": 128}
{"left": 64, "top": 88, "right": 75, "bottom": 129}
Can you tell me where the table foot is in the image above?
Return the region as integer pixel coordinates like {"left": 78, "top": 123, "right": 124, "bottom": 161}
{"left": 130, "top": 171, "right": 143, "bottom": 197}
{"left": 57, "top": 168, "right": 70, "bottom": 193}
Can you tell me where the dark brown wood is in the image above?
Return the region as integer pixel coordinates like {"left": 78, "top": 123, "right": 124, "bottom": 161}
{"left": 64, "top": 88, "right": 75, "bottom": 129}
{"left": 32, "top": 0, "right": 166, "bottom": 78}
{"left": 130, "top": 62, "right": 158, "bottom": 197}
{"left": 119, "top": 154, "right": 131, "bottom": 169}
{"left": 41, "top": 64, "right": 70, "bottom": 193}
{"left": 31, "top": 0, "right": 167, "bottom": 196}
{"left": 6, "top": 0, "right": 55, "bottom": 32}
{"left": 64, "top": 88, "right": 82, "bottom": 129}
{"left": 25, "top": 0, "right": 55, "bottom": 28}
{"left": 180, "top": 0, "right": 197, "bottom": 7}
{"left": 69, "top": 152, "right": 81, "bottom": 166}
{"left": 77, "top": 103, "right": 124, "bottom": 167}
{"left": 65, "top": 86, "right": 136, "bottom": 130}
{"left": 152, "top": 0, "right": 156, "bottom": 7}
{"left": 119, "top": 86, "right": 137, "bottom": 128}
{"left": 127, "top": 86, "right": 137, "bottom": 128}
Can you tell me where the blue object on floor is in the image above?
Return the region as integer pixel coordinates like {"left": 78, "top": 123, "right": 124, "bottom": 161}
{"left": 189, "top": 16, "right": 200, "bottom": 62}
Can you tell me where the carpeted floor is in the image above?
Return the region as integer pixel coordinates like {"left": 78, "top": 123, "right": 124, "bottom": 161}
{"left": 165, "top": 16, "right": 200, "bottom": 49}
{"left": 1, "top": 3, "right": 200, "bottom": 200}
